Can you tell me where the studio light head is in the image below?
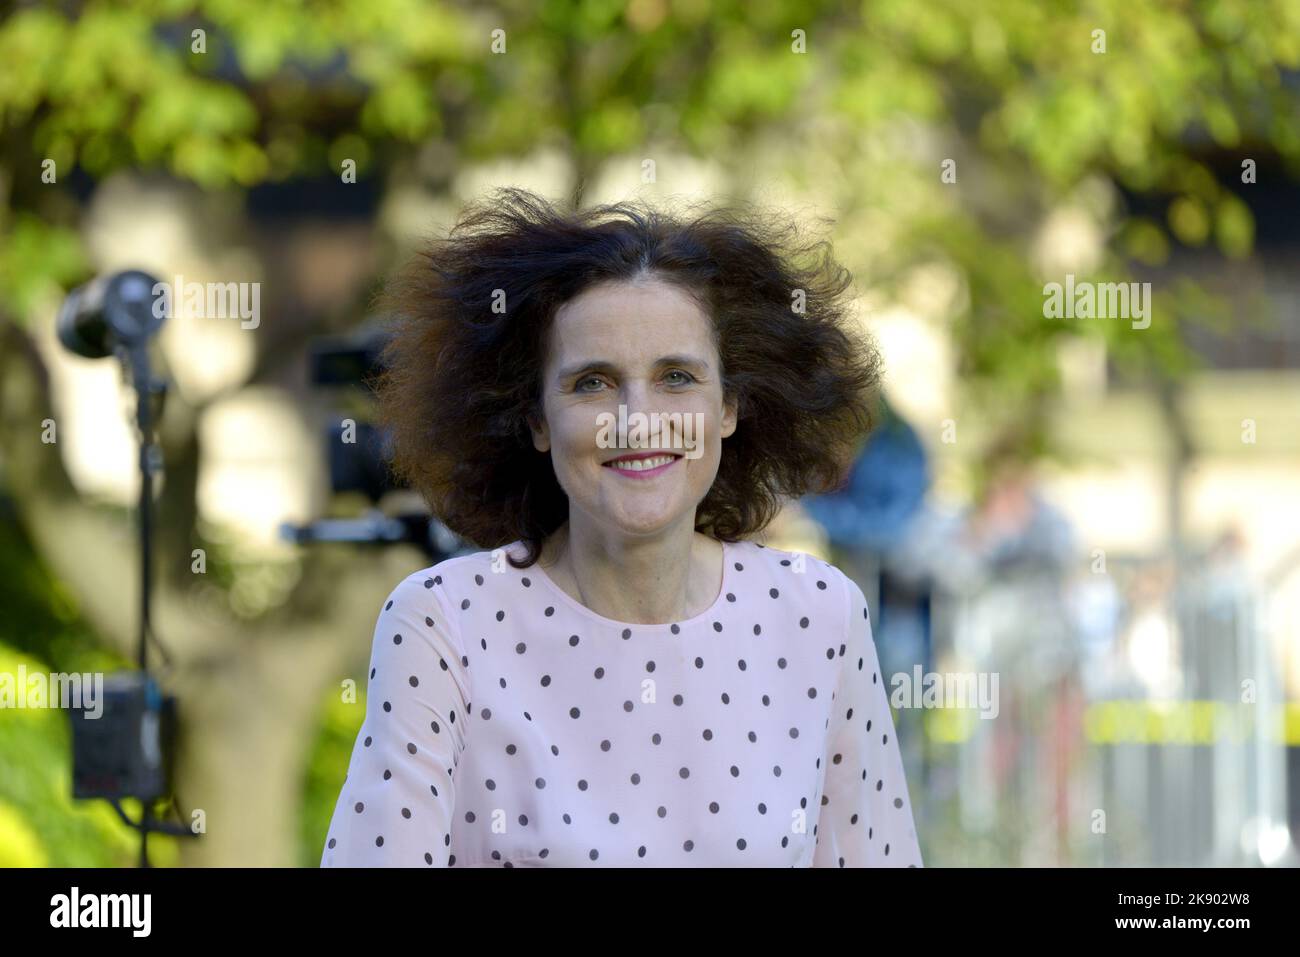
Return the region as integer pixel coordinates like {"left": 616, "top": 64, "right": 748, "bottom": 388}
{"left": 57, "top": 269, "right": 165, "bottom": 359}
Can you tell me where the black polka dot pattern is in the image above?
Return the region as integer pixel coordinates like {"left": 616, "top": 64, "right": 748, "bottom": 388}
{"left": 320, "top": 540, "right": 922, "bottom": 868}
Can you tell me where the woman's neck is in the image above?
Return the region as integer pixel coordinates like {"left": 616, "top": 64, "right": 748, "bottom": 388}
{"left": 538, "top": 520, "right": 724, "bottom": 624}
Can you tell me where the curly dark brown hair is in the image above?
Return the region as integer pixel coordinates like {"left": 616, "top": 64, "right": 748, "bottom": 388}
{"left": 374, "top": 186, "right": 882, "bottom": 568}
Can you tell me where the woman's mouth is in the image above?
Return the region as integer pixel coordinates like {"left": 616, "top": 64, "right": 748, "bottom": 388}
{"left": 602, "top": 451, "right": 683, "bottom": 478}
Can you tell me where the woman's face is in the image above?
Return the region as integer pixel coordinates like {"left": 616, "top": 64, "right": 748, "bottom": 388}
{"left": 530, "top": 276, "right": 737, "bottom": 541}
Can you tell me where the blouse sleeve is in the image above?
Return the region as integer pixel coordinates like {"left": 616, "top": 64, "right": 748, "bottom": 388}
{"left": 813, "top": 575, "right": 923, "bottom": 867}
{"left": 320, "top": 572, "right": 470, "bottom": 867}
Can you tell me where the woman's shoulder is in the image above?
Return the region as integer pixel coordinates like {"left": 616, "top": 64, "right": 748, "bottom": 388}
{"left": 726, "top": 539, "right": 863, "bottom": 614}
{"left": 401, "top": 542, "right": 526, "bottom": 593}
{"left": 375, "top": 544, "right": 525, "bottom": 651}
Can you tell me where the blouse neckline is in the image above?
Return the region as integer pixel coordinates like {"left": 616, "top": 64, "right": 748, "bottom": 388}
{"left": 527, "top": 538, "right": 733, "bottom": 632}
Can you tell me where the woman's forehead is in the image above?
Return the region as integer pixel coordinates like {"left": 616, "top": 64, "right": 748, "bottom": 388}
{"left": 547, "top": 281, "right": 717, "bottom": 366}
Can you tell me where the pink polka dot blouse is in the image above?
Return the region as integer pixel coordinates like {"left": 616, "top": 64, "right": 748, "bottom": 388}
{"left": 320, "top": 538, "right": 923, "bottom": 867}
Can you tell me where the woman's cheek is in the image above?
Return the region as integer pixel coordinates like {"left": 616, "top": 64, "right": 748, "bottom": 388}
{"left": 554, "top": 416, "right": 602, "bottom": 483}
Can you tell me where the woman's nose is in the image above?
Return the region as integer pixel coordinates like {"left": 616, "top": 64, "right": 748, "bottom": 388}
{"left": 618, "top": 381, "right": 675, "bottom": 449}
{"left": 620, "top": 380, "right": 651, "bottom": 415}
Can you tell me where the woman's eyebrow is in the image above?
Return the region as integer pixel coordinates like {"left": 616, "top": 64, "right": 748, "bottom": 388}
{"left": 556, "top": 359, "right": 618, "bottom": 380}
{"left": 657, "top": 354, "right": 709, "bottom": 371}
{"left": 555, "top": 355, "right": 709, "bottom": 380}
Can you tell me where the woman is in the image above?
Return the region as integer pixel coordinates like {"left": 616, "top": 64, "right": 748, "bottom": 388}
{"left": 320, "top": 187, "right": 923, "bottom": 867}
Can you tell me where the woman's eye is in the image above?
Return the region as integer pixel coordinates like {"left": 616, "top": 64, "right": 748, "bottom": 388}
{"left": 664, "top": 369, "right": 694, "bottom": 385}
{"left": 576, "top": 375, "right": 605, "bottom": 392}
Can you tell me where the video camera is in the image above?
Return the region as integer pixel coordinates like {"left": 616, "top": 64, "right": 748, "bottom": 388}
{"left": 279, "top": 324, "right": 464, "bottom": 561}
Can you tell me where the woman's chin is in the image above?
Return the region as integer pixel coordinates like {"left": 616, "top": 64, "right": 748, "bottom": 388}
{"left": 599, "top": 504, "right": 691, "bottom": 538}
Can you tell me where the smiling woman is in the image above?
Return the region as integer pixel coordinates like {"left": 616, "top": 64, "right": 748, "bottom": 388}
{"left": 319, "top": 186, "right": 923, "bottom": 867}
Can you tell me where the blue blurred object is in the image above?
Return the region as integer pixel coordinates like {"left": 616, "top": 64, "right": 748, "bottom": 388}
{"left": 802, "top": 399, "right": 929, "bottom": 553}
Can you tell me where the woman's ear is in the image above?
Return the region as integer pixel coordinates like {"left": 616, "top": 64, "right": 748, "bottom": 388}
{"left": 720, "top": 391, "right": 739, "bottom": 440}
{"left": 527, "top": 408, "right": 550, "bottom": 453}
